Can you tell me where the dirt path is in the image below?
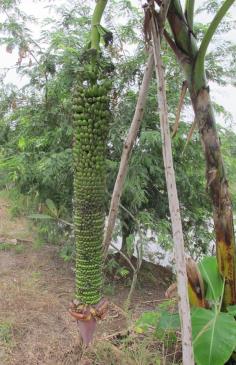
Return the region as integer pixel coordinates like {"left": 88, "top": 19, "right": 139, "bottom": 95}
{"left": 0, "top": 195, "right": 173, "bottom": 365}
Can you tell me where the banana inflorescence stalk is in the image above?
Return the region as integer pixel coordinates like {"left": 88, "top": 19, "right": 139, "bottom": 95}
{"left": 72, "top": 50, "right": 113, "bottom": 305}
{"left": 68, "top": 0, "right": 112, "bottom": 345}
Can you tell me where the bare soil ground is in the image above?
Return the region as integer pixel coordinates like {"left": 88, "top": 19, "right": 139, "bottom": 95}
{"left": 0, "top": 195, "right": 174, "bottom": 365}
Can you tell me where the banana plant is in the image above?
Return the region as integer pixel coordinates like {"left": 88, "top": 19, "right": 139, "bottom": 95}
{"left": 164, "top": 0, "right": 236, "bottom": 307}
{"left": 138, "top": 256, "right": 236, "bottom": 365}
{"left": 68, "top": 0, "right": 113, "bottom": 344}
{"left": 192, "top": 256, "right": 236, "bottom": 365}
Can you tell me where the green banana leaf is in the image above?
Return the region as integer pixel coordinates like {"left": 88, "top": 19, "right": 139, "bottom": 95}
{"left": 198, "top": 256, "right": 223, "bottom": 303}
{"left": 192, "top": 307, "right": 236, "bottom": 365}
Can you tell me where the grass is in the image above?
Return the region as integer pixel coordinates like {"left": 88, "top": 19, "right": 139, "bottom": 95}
{"left": 0, "top": 189, "right": 35, "bottom": 248}
{"left": 0, "top": 243, "right": 25, "bottom": 253}
{"left": 0, "top": 188, "right": 38, "bottom": 218}
{"left": 0, "top": 322, "right": 12, "bottom": 344}
{"left": 0, "top": 322, "right": 13, "bottom": 364}
{"left": 0, "top": 188, "right": 179, "bottom": 364}
{"left": 85, "top": 333, "right": 171, "bottom": 365}
{"left": 29, "top": 271, "right": 41, "bottom": 284}
{"left": 14, "top": 244, "right": 25, "bottom": 254}
{"left": 33, "top": 238, "right": 47, "bottom": 250}
{"left": 0, "top": 243, "right": 15, "bottom": 251}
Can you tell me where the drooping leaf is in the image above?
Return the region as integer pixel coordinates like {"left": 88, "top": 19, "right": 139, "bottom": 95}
{"left": 135, "top": 311, "right": 160, "bottom": 333}
{"left": 192, "top": 307, "right": 236, "bottom": 365}
{"left": 45, "top": 199, "right": 58, "bottom": 217}
{"left": 198, "top": 256, "right": 223, "bottom": 302}
{"left": 18, "top": 136, "right": 26, "bottom": 151}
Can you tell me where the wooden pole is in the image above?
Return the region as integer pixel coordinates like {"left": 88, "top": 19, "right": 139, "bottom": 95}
{"left": 103, "top": 52, "right": 154, "bottom": 257}
{"left": 151, "top": 14, "right": 194, "bottom": 365}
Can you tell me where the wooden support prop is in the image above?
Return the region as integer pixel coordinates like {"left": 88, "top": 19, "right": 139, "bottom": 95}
{"left": 103, "top": 52, "right": 154, "bottom": 256}
{"left": 182, "top": 117, "right": 197, "bottom": 155}
{"left": 150, "top": 8, "right": 194, "bottom": 365}
{"left": 172, "top": 80, "right": 188, "bottom": 137}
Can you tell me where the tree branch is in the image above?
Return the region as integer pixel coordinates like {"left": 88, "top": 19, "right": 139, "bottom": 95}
{"left": 193, "top": 0, "right": 235, "bottom": 92}
{"left": 109, "top": 243, "right": 136, "bottom": 272}
{"left": 107, "top": 203, "right": 145, "bottom": 309}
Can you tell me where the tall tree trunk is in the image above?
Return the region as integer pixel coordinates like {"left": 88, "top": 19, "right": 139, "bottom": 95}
{"left": 166, "top": 0, "right": 236, "bottom": 306}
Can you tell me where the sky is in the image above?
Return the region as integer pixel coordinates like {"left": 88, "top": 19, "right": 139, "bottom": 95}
{"left": 0, "top": 0, "right": 236, "bottom": 129}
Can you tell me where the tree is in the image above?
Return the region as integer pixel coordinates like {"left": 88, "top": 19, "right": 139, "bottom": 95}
{"left": 0, "top": 0, "right": 214, "bottom": 259}
{"left": 0, "top": 3, "right": 236, "bottom": 364}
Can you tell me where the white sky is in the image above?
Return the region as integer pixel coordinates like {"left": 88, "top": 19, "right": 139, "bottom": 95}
{"left": 0, "top": 0, "right": 236, "bottom": 129}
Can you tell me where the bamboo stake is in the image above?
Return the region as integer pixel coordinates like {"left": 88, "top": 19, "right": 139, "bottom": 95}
{"left": 103, "top": 52, "right": 154, "bottom": 257}
{"left": 172, "top": 80, "right": 188, "bottom": 137}
{"left": 150, "top": 13, "right": 194, "bottom": 365}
